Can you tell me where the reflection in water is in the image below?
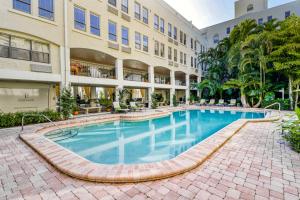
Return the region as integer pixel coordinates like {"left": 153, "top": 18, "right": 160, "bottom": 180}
{"left": 56, "top": 110, "right": 264, "bottom": 164}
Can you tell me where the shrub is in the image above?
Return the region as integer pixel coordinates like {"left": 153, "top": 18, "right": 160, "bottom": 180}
{"left": 284, "top": 120, "right": 300, "bottom": 152}
{"left": 262, "top": 98, "right": 290, "bottom": 110}
{"left": 60, "top": 88, "right": 76, "bottom": 119}
{"left": 296, "top": 107, "right": 300, "bottom": 120}
{"left": 0, "top": 110, "right": 61, "bottom": 128}
{"left": 173, "top": 94, "right": 178, "bottom": 107}
{"left": 151, "top": 93, "right": 158, "bottom": 109}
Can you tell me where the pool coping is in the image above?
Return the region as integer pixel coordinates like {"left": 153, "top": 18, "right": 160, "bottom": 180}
{"left": 20, "top": 106, "right": 280, "bottom": 183}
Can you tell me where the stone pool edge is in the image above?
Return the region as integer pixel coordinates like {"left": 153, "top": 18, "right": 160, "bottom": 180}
{"left": 20, "top": 107, "right": 280, "bottom": 183}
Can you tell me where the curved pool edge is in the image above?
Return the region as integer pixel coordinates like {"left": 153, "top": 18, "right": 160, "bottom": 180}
{"left": 19, "top": 107, "right": 280, "bottom": 183}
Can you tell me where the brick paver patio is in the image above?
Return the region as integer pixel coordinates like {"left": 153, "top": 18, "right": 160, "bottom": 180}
{"left": 1, "top": 121, "right": 300, "bottom": 200}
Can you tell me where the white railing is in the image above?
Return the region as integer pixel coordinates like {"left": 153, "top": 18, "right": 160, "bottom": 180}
{"left": 263, "top": 102, "right": 281, "bottom": 117}
{"left": 21, "top": 113, "right": 64, "bottom": 132}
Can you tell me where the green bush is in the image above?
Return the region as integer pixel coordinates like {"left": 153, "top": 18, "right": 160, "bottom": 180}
{"left": 284, "top": 120, "right": 300, "bottom": 152}
{"left": 173, "top": 94, "right": 178, "bottom": 107}
{"left": 296, "top": 107, "right": 300, "bottom": 120}
{"left": 262, "top": 99, "right": 291, "bottom": 110}
{"left": 151, "top": 93, "right": 158, "bottom": 109}
{"left": 60, "top": 88, "right": 76, "bottom": 119}
{"left": 0, "top": 110, "right": 61, "bottom": 128}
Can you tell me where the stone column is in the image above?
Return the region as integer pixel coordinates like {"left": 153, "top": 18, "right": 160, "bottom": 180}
{"left": 91, "top": 86, "right": 97, "bottom": 99}
{"left": 170, "top": 70, "right": 175, "bottom": 106}
{"left": 148, "top": 65, "right": 155, "bottom": 108}
{"left": 115, "top": 59, "right": 124, "bottom": 102}
{"left": 197, "top": 76, "right": 201, "bottom": 97}
{"left": 186, "top": 73, "right": 190, "bottom": 104}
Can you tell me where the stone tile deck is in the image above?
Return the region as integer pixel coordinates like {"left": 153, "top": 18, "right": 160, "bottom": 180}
{"left": 1, "top": 109, "right": 299, "bottom": 199}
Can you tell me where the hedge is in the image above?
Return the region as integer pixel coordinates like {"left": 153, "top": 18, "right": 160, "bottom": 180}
{"left": 0, "top": 110, "right": 62, "bottom": 128}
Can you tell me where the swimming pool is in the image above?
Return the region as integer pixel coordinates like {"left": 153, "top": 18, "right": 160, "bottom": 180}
{"left": 49, "top": 110, "right": 264, "bottom": 165}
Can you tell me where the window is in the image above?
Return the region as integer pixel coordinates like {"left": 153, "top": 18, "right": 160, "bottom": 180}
{"left": 226, "top": 27, "right": 230, "bottom": 34}
{"left": 168, "top": 47, "right": 172, "bottom": 60}
{"left": 154, "top": 15, "right": 159, "bottom": 30}
{"left": 39, "top": 0, "right": 54, "bottom": 20}
{"left": 154, "top": 40, "right": 159, "bottom": 56}
{"left": 122, "top": 26, "right": 129, "bottom": 46}
{"left": 180, "top": 31, "right": 183, "bottom": 43}
{"left": 160, "top": 18, "right": 165, "bottom": 33}
{"left": 183, "top": 33, "right": 186, "bottom": 45}
{"left": 121, "top": 0, "right": 128, "bottom": 13}
{"left": 247, "top": 4, "right": 254, "bottom": 12}
{"left": 258, "top": 18, "right": 263, "bottom": 25}
{"left": 194, "top": 41, "right": 197, "bottom": 51}
{"left": 134, "top": 2, "right": 141, "bottom": 20}
{"left": 31, "top": 41, "right": 50, "bottom": 63}
{"left": 168, "top": 23, "right": 172, "bottom": 38}
{"left": 174, "top": 49, "right": 177, "bottom": 62}
{"left": 108, "top": 21, "right": 117, "bottom": 41}
{"left": 160, "top": 43, "right": 165, "bottom": 57}
{"left": 108, "top": 0, "right": 116, "bottom": 7}
{"left": 90, "top": 13, "right": 100, "bottom": 36}
{"left": 191, "top": 56, "right": 194, "bottom": 67}
{"left": 268, "top": 16, "right": 272, "bottom": 22}
{"left": 142, "top": 7, "right": 148, "bottom": 24}
{"left": 13, "top": 0, "right": 31, "bottom": 13}
{"left": 0, "top": 33, "right": 50, "bottom": 63}
{"left": 191, "top": 38, "right": 194, "bottom": 49}
{"left": 180, "top": 52, "right": 183, "bottom": 64}
{"left": 74, "top": 6, "right": 86, "bottom": 31}
{"left": 213, "top": 34, "right": 219, "bottom": 44}
{"left": 195, "top": 58, "right": 197, "bottom": 68}
{"left": 285, "top": 11, "right": 291, "bottom": 19}
{"left": 184, "top": 53, "right": 187, "bottom": 65}
{"left": 10, "top": 36, "right": 31, "bottom": 61}
{"left": 135, "top": 32, "right": 141, "bottom": 50}
{"left": 0, "top": 34, "right": 10, "bottom": 58}
{"left": 143, "top": 35, "right": 148, "bottom": 52}
{"left": 174, "top": 27, "right": 177, "bottom": 40}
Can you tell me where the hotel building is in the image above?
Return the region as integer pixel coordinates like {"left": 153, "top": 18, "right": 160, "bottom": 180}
{"left": 0, "top": 0, "right": 204, "bottom": 113}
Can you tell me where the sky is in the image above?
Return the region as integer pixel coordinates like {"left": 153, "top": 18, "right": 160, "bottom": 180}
{"left": 163, "top": 0, "right": 296, "bottom": 29}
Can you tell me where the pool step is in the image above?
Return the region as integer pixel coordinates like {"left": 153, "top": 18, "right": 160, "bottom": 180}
{"left": 45, "top": 130, "right": 79, "bottom": 142}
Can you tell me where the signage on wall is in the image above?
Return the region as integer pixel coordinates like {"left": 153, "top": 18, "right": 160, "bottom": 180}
{"left": 18, "top": 93, "right": 34, "bottom": 102}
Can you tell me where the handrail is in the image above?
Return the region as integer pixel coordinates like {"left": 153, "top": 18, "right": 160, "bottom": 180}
{"left": 21, "top": 113, "right": 64, "bottom": 133}
{"left": 263, "top": 102, "right": 281, "bottom": 117}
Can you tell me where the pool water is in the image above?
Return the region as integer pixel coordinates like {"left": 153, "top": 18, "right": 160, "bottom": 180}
{"left": 52, "top": 110, "right": 264, "bottom": 165}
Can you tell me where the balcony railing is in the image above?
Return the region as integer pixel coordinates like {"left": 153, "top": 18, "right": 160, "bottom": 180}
{"left": 124, "top": 73, "right": 148, "bottom": 82}
{"left": 71, "top": 60, "right": 115, "bottom": 79}
{"left": 175, "top": 80, "right": 186, "bottom": 86}
{"left": 155, "top": 77, "right": 171, "bottom": 85}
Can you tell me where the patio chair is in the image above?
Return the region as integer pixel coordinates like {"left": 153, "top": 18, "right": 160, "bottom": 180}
{"left": 208, "top": 99, "right": 215, "bottom": 106}
{"left": 113, "top": 102, "right": 130, "bottom": 113}
{"left": 130, "top": 102, "right": 143, "bottom": 112}
{"left": 199, "top": 99, "right": 207, "bottom": 106}
{"left": 228, "top": 99, "right": 237, "bottom": 107}
{"left": 216, "top": 99, "right": 225, "bottom": 106}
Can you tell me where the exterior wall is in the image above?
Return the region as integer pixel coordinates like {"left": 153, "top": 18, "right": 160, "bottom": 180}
{"left": 0, "top": 0, "right": 203, "bottom": 112}
{"left": 200, "top": 0, "right": 300, "bottom": 48}
{"left": 0, "top": 81, "right": 57, "bottom": 113}
{"left": 235, "top": 0, "right": 268, "bottom": 18}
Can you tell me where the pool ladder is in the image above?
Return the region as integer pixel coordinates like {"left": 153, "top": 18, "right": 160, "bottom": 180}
{"left": 21, "top": 114, "right": 78, "bottom": 141}
{"left": 263, "top": 102, "right": 281, "bottom": 118}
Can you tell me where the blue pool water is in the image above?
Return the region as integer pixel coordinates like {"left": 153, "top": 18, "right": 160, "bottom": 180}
{"left": 52, "top": 110, "right": 264, "bottom": 165}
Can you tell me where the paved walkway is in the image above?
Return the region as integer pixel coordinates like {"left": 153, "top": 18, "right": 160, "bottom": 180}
{"left": 1, "top": 121, "right": 300, "bottom": 200}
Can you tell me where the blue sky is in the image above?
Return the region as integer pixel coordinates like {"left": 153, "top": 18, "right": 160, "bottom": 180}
{"left": 163, "top": 0, "right": 295, "bottom": 29}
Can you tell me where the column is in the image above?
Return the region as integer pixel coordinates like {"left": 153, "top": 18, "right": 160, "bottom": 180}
{"left": 197, "top": 76, "right": 201, "bottom": 97}
{"left": 91, "top": 87, "right": 97, "bottom": 99}
{"left": 148, "top": 66, "right": 155, "bottom": 108}
{"left": 60, "top": 46, "right": 70, "bottom": 90}
{"left": 115, "top": 59, "right": 124, "bottom": 102}
{"left": 186, "top": 74, "right": 190, "bottom": 104}
{"left": 170, "top": 70, "right": 175, "bottom": 106}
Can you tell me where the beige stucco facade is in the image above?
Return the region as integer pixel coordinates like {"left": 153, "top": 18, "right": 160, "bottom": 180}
{"left": 0, "top": 0, "right": 203, "bottom": 113}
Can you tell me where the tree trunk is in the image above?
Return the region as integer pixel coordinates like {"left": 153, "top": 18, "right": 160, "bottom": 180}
{"left": 253, "top": 95, "right": 263, "bottom": 108}
{"left": 288, "top": 76, "right": 294, "bottom": 110}
{"left": 241, "top": 89, "right": 250, "bottom": 108}
{"left": 295, "top": 84, "right": 299, "bottom": 108}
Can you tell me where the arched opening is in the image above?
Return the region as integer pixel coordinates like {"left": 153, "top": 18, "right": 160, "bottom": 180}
{"left": 70, "top": 48, "right": 117, "bottom": 79}
{"left": 123, "top": 59, "right": 149, "bottom": 82}
{"left": 175, "top": 71, "right": 186, "bottom": 86}
{"left": 154, "top": 66, "right": 171, "bottom": 85}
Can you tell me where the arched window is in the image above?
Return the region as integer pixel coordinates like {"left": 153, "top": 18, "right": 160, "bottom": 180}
{"left": 213, "top": 34, "right": 219, "bottom": 44}
{"left": 247, "top": 4, "right": 254, "bottom": 12}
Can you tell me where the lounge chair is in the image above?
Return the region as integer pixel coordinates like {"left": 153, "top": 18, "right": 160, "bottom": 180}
{"left": 228, "top": 99, "right": 237, "bottom": 107}
{"left": 113, "top": 102, "right": 130, "bottom": 113}
{"left": 208, "top": 99, "right": 215, "bottom": 106}
{"left": 130, "top": 102, "right": 143, "bottom": 112}
{"left": 216, "top": 99, "right": 225, "bottom": 106}
{"left": 199, "top": 99, "right": 206, "bottom": 106}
